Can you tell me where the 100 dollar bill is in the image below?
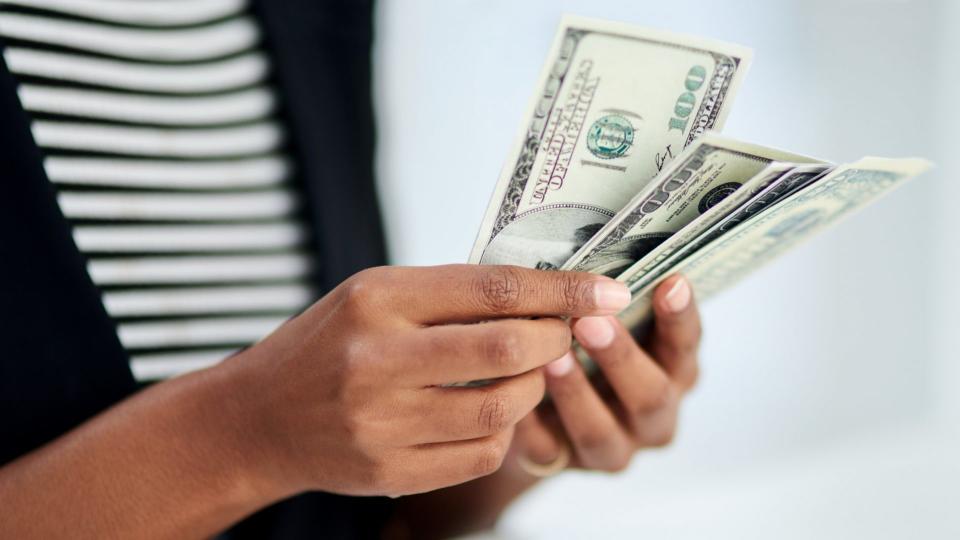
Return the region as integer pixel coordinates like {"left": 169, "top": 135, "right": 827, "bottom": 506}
{"left": 620, "top": 163, "right": 832, "bottom": 291}
{"left": 611, "top": 161, "right": 803, "bottom": 283}
{"left": 617, "top": 157, "right": 932, "bottom": 330}
{"left": 468, "top": 16, "right": 752, "bottom": 269}
{"left": 563, "top": 134, "right": 820, "bottom": 276}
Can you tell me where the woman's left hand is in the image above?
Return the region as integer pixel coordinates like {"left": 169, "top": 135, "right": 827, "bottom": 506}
{"left": 385, "top": 274, "right": 702, "bottom": 538}
{"left": 511, "top": 274, "right": 702, "bottom": 474}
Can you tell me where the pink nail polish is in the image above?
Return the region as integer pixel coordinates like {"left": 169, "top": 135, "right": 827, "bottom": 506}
{"left": 664, "top": 277, "right": 691, "bottom": 313}
{"left": 593, "top": 280, "right": 631, "bottom": 314}
{"left": 546, "top": 352, "right": 576, "bottom": 378}
{"left": 574, "top": 317, "right": 616, "bottom": 350}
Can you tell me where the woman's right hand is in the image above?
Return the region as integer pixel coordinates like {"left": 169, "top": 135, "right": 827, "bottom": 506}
{"left": 223, "top": 265, "right": 631, "bottom": 498}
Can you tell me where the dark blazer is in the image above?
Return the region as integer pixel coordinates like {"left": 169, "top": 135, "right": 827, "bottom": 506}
{"left": 0, "top": 1, "right": 391, "bottom": 537}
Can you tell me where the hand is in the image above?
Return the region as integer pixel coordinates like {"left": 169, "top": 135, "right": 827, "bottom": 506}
{"left": 511, "top": 274, "right": 701, "bottom": 473}
{"left": 221, "top": 265, "right": 632, "bottom": 498}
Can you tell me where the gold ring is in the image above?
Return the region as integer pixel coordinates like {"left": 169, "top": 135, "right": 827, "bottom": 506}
{"left": 517, "top": 443, "right": 571, "bottom": 478}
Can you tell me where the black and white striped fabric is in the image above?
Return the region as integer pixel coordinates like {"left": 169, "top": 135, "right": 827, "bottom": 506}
{"left": 0, "top": 0, "right": 318, "bottom": 381}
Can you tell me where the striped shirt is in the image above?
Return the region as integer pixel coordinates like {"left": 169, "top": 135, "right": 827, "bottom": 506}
{"left": 0, "top": 0, "right": 318, "bottom": 382}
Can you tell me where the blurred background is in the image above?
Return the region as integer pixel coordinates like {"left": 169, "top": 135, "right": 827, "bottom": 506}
{"left": 373, "top": 0, "right": 959, "bottom": 538}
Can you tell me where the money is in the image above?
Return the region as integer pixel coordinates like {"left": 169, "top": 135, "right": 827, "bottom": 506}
{"left": 617, "top": 158, "right": 932, "bottom": 330}
{"left": 468, "top": 17, "right": 932, "bottom": 344}
{"left": 562, "top": 134, "right": 822, "bottom": 276}
{"left": 619, "top": 163, "right": 833, "bottom": 291}
{"left": 468, "top": 16, "right": 752, "bottom": 270}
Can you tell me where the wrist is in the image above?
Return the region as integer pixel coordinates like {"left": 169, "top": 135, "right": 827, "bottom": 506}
{"left": 188, "top": 354, "right": 304, "bottom": 509}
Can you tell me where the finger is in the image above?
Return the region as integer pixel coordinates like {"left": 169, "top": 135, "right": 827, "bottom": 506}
{"left": 345, "top": 265, "right": 631, "bottom": 324}
{"left": 544, "top": 351, "right": 633, "bottom": 472}
{"left": 405, "top": 368, "right": 546, "bottom": 444}
{"left": 398, "top": 318, "right": 571, "bottom": 385}
{"left": 511, "top": 409, "right": 568, "bottom": 470}
{"left": 391, "top": 428, "right": 515, "bottom": 496}
{"left": 573, "top": 316, "right": 674, "bottom": 422}
{"left": 649, "top": 275, "right": 701, "bottom": 391}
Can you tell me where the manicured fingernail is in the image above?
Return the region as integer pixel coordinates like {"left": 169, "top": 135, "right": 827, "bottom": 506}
{"left": 573, "top": 316, "right": 616, "bottom": 350}
{"left": 593, "top": 280, "right": 631, "bottom": 313}
{"left": 664, "top": 277, "right": 691, "bottom": 313}
{"left": 545, "top": 351, "right": 576, "bottom": 378}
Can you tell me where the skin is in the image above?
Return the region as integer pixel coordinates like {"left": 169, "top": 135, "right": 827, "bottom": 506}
{"left": 390, "top": 274, "right": 701, "bottom": 538}
{"left": 0, "top": 264, "right": 681, "bottom": 539}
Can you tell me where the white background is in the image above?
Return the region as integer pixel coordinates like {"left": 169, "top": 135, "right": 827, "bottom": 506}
{"left": 373, "top": 0, "right": 960, "bottom": 537}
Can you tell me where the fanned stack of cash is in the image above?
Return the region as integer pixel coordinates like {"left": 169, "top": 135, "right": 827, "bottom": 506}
{"left": 469, "top": 16, "right": 931, "bottom": 330}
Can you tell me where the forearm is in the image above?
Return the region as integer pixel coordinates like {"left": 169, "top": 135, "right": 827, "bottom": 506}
{"left": 0, "top": 360, "right": 289, "bottom": 539}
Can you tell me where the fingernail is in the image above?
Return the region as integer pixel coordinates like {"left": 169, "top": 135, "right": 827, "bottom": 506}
{"left": 573, "top": 316, "right": 616, "bottom": 350}
{"left": 545, "top": 351, "right": 576, "bottom": 378}
{"left": 593, "top": 280, "right": 631, "bottom": 313}
{"left": 664, "top": 277, "right": 691, "bottom": 313}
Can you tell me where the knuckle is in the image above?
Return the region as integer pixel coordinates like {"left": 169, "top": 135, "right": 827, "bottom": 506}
{"left": 636, "top": 377, "right": 673, "bottom": 415}
{"left": 661, "top": 321, "right": 702, "bottom": 358}
{"left": 557, "top": 273, "right": 590, "bottom": 312}
{"left": 340, "top": 340, "right": 372, "bottom": 383}
{"left": 473, "top": 437, "right": 508, "bottom": 477}
{"left": 339, "top": 268, "right": 386, "bottom": 313}
{"left": 647, "top": 423, "right": 677, "bottom": 448}
{"left": 475, "top": 267, "right": 525, "bottom": 313}
{"left": 337, "top": 344, "right": 383, "bottom": 420}
{"left": 603, "top": 452, "right": 633, "bottom": 473}
{"left": 573, "top": 428, "right": 612, "bottom": 455}
{"left": 476, "top": 389, "right": 512, "bottom": 433}
{"left": 484, "top": 327, "right": 522, "bottom": 371}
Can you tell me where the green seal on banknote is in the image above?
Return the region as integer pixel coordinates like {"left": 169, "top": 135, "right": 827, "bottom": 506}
{"left": 586, "top": 114, "right": 634, "bottom": 159}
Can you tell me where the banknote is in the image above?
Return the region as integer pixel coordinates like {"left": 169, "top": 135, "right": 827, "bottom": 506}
{"left": 607, "top": 162, "right": 800, "bottom": 284}
{"left": 619, "top": 163, "right": 833, "bottom": 291}
{"left": 468, "top": 16, "right": 753, "bottom": 269}
{"left": 563, "top": 134, "right": 821, "bottom": 276}
{"left": 617, "top": 157, "right": 932, "bottom": 330}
